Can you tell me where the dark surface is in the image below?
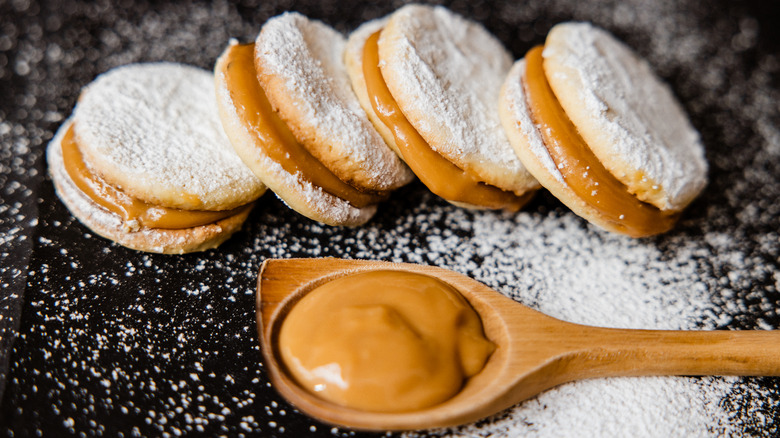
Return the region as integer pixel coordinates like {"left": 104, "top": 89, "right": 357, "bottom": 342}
{"left": 1, "top": 0, "right": 779, "bottom": 436}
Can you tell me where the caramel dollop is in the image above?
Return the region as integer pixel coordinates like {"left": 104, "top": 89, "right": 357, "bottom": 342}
{"left": 278, "top": 270, "right": 494, "bottom": 412}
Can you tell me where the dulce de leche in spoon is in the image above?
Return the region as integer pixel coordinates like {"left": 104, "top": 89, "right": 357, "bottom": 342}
{"left": 257, "top": 258, "right": 780, "bottom": 431}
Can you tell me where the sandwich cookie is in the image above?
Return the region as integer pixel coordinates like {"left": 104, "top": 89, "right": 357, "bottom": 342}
{"left": 215, "top": 12, "right": 413, "bottom": 227}
{"left": 500, "top": 22, "right": 708, "bottom": 237}
{"left": 345, "top": 4, "right": 539, "bottom": 211}
{"left": 47, "top": 63, "right": 266, "bottom": 254}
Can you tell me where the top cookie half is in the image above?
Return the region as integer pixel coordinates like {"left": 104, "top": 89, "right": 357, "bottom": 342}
{"left": 73, "top": 63, "right": 265, "bottom": 211}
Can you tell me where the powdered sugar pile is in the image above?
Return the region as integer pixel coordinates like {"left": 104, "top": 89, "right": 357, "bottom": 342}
{"left": 1, "top": 0, "right": 778, "bottom": 437}
{"left": 398, "top": 210, "right": 734, "bottom": 437}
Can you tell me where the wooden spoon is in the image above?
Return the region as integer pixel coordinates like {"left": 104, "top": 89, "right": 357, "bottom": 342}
{"left": 256, "top": 258, "right": 780, "bottom": 431}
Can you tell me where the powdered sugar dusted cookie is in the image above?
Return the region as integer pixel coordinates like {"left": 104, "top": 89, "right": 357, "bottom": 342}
{"left": 376, "top": 4, "right": 538, "bottom": 197}
{"left": 216, "top": 12, "right": 413, "bottom": 226}
{"left": 345, "top": 5, "right": 538, "bottom": 211}
{"left": 48, "top": 122, "right": 253, "bottom": 254}
{"left": 499, "top": 23, "right": 707, "bottom": 237}
{"left": 74, "top": 63, "right": 264, "bottom": 211}
{"left": 215, "top": 42, "right": 377, "bottom": 227}
{"left": 47, "top": 63, "right": 265, "bottom": 253}
{"left": 254, "top": 12, "right": 413, "bottom": 193}
{"left": 542, "top": 22, "right": 707, "bottom": 211}
{"left": 500, "top": 60, "right": 626, "bottom": 235}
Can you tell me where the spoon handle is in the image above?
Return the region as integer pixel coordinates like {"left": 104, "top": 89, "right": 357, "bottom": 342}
{"left": 577, "top": 327, "right": 780, "bottom": 378}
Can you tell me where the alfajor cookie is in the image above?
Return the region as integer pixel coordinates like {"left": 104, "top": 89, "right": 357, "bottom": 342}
{"left": 47, "top": 63, "right": 266, "bottom": 254}
{"left": 215, "top": 12, "right": 413, "bottom": 227}
{"left": 500, "top": 22, "right": 707, "bottom": 237}
{"left": 345, "top": 4, "right": 539, "bottom": 211}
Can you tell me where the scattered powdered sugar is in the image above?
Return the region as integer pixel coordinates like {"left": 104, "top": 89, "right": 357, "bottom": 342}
{"left": 419, "top": 376, "right": 737, "bottom": 438}
{"left": 397, "top": 211, "right": 737, "bottom": 437}
{"left": 464, "top": 213, "right": 724, "bottom": 330}
{"left": 2, "top": 0, "right": 779, "bottom": 437}
{"left": 0, "top": 120, "right": 40, "bottom": 402}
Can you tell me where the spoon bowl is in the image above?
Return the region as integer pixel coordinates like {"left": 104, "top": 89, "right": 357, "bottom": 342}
{"left": 257, "top": 258, "right": 780, "bottom": 431}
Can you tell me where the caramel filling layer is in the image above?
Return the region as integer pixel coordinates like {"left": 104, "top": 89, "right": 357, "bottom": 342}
{"left": 362, "top": 32, "right": 532, "bottom": 211}
{"left": 220, "top": 43, "right": 386, "bottom": 209}
{"left": 523, "top": 46, "right": 677, "bottom": 237}
{"left": 61, "top": 125, "right": 247, "bottom": 229}
{"left": 279, "top": 270, "right": 494, "bottom": 413}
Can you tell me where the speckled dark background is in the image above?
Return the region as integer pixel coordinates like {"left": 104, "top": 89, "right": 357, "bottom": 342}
{"left": 1, "top": 0, "right": 779, "bottom": 436}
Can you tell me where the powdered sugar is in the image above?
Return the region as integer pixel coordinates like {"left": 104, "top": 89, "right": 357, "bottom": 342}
{"left": 255, "top": 12, "right": 412, "bottom": 192}
{"left": 542, "top": 22, "right": 708, "bottom": 211}
{"left": 74, "top": 63, "right": 264, "bottom": 211}
{"left": 416, "top": 376, "right": 736, "bottom": 437}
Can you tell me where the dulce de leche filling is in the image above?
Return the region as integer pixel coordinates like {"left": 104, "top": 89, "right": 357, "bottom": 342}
{"left": 362, "top": 32, "right": 532, "bottom": 211}
{"left": 219, "top": 43, "right": 386, "bottom": 209}
{"left": 278, "top": 270, "right": 494, "bottom": 413}
{"left": 523, "top": 46, "right": 677, "bottom": 237}
{"left": 61, "top": 124, "right": 248, "bottom": 230}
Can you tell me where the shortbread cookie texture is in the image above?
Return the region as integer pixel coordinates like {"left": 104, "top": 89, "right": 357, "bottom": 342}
{"left": 501, "top": 60, "right": 635, "bottom": 236}
{"left": 344, "top": 17, "right": 400, "bottom": 157}
{"left": 215, "top": 43, "right": 377, "bottom": 227}
{"left": 48, "top": 123, "right": 252, "bottom": 254}
{"left": 216, "top": 12, "right": 414, "bottom": 227}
